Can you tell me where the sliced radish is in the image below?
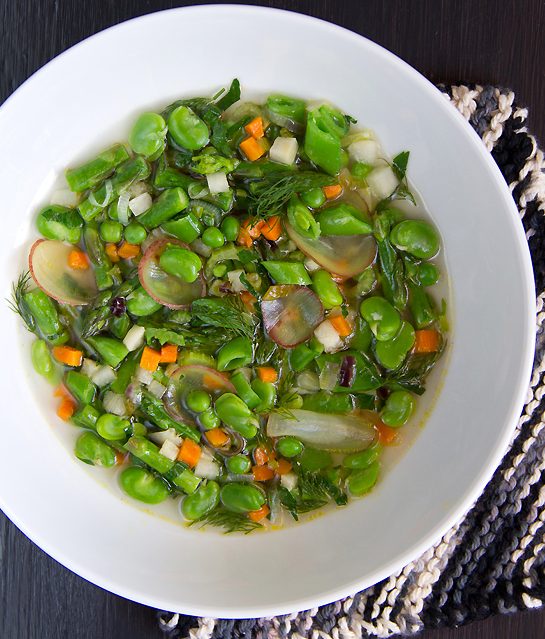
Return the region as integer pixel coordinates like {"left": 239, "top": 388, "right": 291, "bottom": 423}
{"left": 138, "top": 238, "right": 205, "bottom": 309}
{"left": 163, "top": 364, "right": 235, "bottom": 425}
{"left": 29, "top": 239, "right": 97, "bottom": 306}
{"left": 285, "top": 222, "right": 376, "bottom": 278}
{"left": 261, "top": 285, "right": 324, "bottom": 348}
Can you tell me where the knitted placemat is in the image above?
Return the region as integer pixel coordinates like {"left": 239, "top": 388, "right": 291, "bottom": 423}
{"left": 158, "top": 84, "right": 545, "bottom": 638}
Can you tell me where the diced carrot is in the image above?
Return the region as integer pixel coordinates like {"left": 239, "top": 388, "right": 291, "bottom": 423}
{"left": 117, "top": 242, "right": 140, "bottom": 259}
{"left": 376, "top": 422, "right": 398, "bottom": 446}
{"left": 115, "top": 451, "right": 127, "bottom": 465}
{"left": 329, "top": 315, "right": 352, "bottom": 337}
{"left": 242, "top": 218, "right": 264, "bottom": 239}
{"left": 244, "top": 116, "right": 264, "bottom": 139}
{"left": 177, "top": 438, "right": 202, "bottom": 468}
{"left": 414, "top": 329, "right": 441, "bottom": 354}
{"left": 260, "top": 215, "right": 282, "bottom": 241}
{"left": 105, "top": 243, "right": 120, "bottom": 263}
{"left": 240, "top": 136, "right": 266, "bottom": 161}
{"left": 140, "top": 346, "right": 162, "bottom": 372}
{"left": 52, "top": 345, "right": 83, "bottom": 367}
{"left": 203, "top": 372, "right": 228, "bottom": 390}
{"left": 237, "top": 225, "right": 253, "bottom": 247}
{"left": 53, "top": 384, "right": 69, "bottom": 398}
{"left": 252, "top": 465, "right": 275, "bottom": 482}
{"left": 323, "top": 184, "right": 343, "bottom": 199}
{"left": 256, "top": 366, "right": 278, "bottom": 383}
{"left": 276, "top": 459, "right": 292, "bottom": 475}
{"left": 57, "top": 397, "right": 76, "bottom": 421}
{"left": 240, "top": 290, "right": 257, "bottom": 311}
{"left": 254, "top": 446, "right": 269, "bottom": 466}
{"left": 67, "top": 249, "right": 89, "bottom": 270}
{"left": 205, "top": 428, "right": 230, "bottom": 448}
{"left": 160, "top": 344, "right": 178, "bottom": 363}
{"left": 331, "top": 273, "right": 349, "bottom": 283}
{"left": 248, "top": 504, "right": 270, "bottom": 522}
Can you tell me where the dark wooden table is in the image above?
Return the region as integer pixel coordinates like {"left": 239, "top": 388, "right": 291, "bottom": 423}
{"left": 1, "top": 1, "right": 545, "bottom": 637}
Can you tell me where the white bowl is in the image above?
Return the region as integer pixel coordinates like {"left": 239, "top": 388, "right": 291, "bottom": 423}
{"left": 0, "top": 5, "right": 535, "bottom": 618}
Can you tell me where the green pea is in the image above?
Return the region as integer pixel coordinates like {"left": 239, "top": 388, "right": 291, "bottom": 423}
{"left": 220, "top": 482, "right": 265, "bottom": 514}
{"left": 31, "top": 339, "right": 57, "bottom": 383}
{"left": 212, "top": 263, "right": 228, "bottom": 278}
{"left": 129, "top": 112, "right": 167, "bottom": 159}
{"left": 374, "top": 321, "right": 415, "bottom": 370}
{"left": 182, "top": 480, "right": 220, "bottom": 520}
{"left": 75, "top": 432, "right": 116, "bottom": 467}
{"left": 168, "top": 106, "right": 210, "bottom": 151}
{"left": 99, "top": 220, "right": 122, "bottom": 243}
{"left": 343, "top": 442, "right": 382, "bottom": 469}
{"left": 301, "top": 187, "right": 326, "bottom": 209}
{"left": 220, "top": 216, "right": 240, "bottom": 242}
{"left": 417, "top": 262, "right": 439, "bottom": 287}
{"left": 311, "top": 270, "right": 343, "bottom": 309}
{"left": 381, "top": 390, "right": 415, "bottom": 427}
{"left": 130, "top": 422, "right": 148, "bottom": 437}
{"left": 390, "top": 220, "right": 440, "bottom": 259}
{"left": 201, "top": 227, "right": 225, "bottom": 248}
{"left": 299, "top": 447, "right": 332, "bottom": 472}
{"left": 348, "top": 460, "right": 380, "bottom": 495}
{"left": 120, "top": 466, "right": 170, "bottom": 504}
{"left": 360, "top": 296, "right": 401, "bottom": 342}
{"left": 351, "top": 162, "right": 373, "bottom": 180}
{"left": 199, "top": 408, "right": 221, "bottom": 430}
{"left": 124, "top": 222, "right": 147, "bottom": 245}
{"left": 159, "top": 247, "right": 202, "bottom": 283}
{"left": 36, "top": 205, "right": 83, "bottom": 244}
{"left": 276, "top": 436, "right": 304, "bottom": 458}
{"left": 186, "top": 389, "right": 211, "bottom": 413}
{"left": 96, "top": 413, "right": 130, "bottom": 441}
{"left": 126, "top": 286, "right": 162, "bottom": 317}
{"left": 226, "top": 454, "right": 252, "bottom": 474}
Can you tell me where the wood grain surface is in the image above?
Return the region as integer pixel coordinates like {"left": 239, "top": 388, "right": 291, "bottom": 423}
{"left": 1, "top": 1, "right": 545, "bottom": 638}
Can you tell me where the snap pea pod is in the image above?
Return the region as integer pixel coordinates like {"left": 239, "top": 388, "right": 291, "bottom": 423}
{"left": 23, "top": 288, "right": 69, "bottom": 345}
{"left": 408, "top": 282, "right": 436, "bottom": 329}
{"left": 302, "top": 391, "right": 355, "bottom": 414}
{"left": 287, "top": 196, "right": 321, "bottom": 239}
{"left": 251, "top": 378, "right": 277, "bottom": 413}
{"left": 110, "top": 351, "right": 139, "bottom": 394}
{"left": 315, "top": 203, "right": 372, "bottom": 236}
{"left": 86, "top": 336, "right": 128, "bottom": 368}
{"left": 138, "top": 188, "right": 189, "bottom": 229}
{"left": 262, "top": 261, "right": 311, "bottom": 285}
{"left": 162, "top": 213, "right": 203, "bottom": 243}
{"left": 83, "top": 222, "right": 116, "bottom": 290}
{"left": 217, "top": 337, "right": 253, "bottom": 371}
{"left": 66, "top": 144, "right": 129, "bottom": 192}
{"left": 304, "top": 107, "right": 343, "bottom": 175}
{"left": 230, "top": 371, "right": 261, "bottom": 409}
{"left": 289, "top": 340, "right": 323, "bottom": 372}
{"left": 139, "top": 391, "right": 200, "bottom": 442}
{"left": 72, "top": 404, "right": 101, "bottom": 430}
{"left": 79, "top": 156, "right": 150, "bottom": 221}
{"left": 65, "top": 371, "right": 96, "bottom": 404}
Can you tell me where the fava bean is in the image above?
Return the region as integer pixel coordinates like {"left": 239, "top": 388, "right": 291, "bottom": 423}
{"left": 202, "top": 227, "right": 225, "bottom": 248}
{"left": 311, "top": 269, "right": 343, "bottom": 309}
{"left": 199, "top": 408, "right": 221, "bottom": 430}
{"left": 301, "top": 187, "right": 326, "bottom": 209}
{"left": 390, "top": 220, "right": 440, "bottom": 259}
{"left": 120, "top": 466, "right": 170, "bottom": 504}
{"left": 75, "top": 431, "right": 116, "bottom": 467}
{"left": 226, "top": 454, "right": 252, "bottom": 474}
{"left": 417, "top": 262, "right": 439, "bottom": 287}
{"left": 126, "top": 286, "right": 162, "bottom": 316}
{"left": 87, "top": 336, "right": 128, "bottom": 368}
{"left": 220, "top": 482, "right": 265, "bottom": 513}
{"left": 129, "top": 112, "right": 167, "bottom": 159}
{"left": 276, "top": 436, "right": 304, "bottom": 458}
{"left": 343, "top": 442, "right": 382, "bottom": 469}
{"left": 220, "top": 216, "right": 240, "bottom": 242}
{"left": 381, "top": 390, "right": 415, "bottom": 427}
{"left": 96, "top": 413, "right": 130, "bottom": 440}
{"left": 24, "top": 289, "right": 69, "bottom": 345}
{"left": 374, "top": 321, "right": 415, "bottom": 370}
{"left": 263, "top": 261, "right": 311, "bottom": 285}
{"left": 168, "top": 106, "right": 210, "bottom": 151}
{"left": 215, "top": 393, "right": 258, "bottom": 439}
{"left": 159, "top": 246, "right": 202, "bottom": 283}
{"left": 360, "top": 296, "right": 401, "bottom": 342}
{"left": 31, "top": 339, "right": 57, "bottom": 383}
{"left": 347, "top": 460, "right": 380, "bottom": 495}
{"left": 36, "top": 205, "right": 83, "bottom": 244}
{"left": 182, "top": 480, "right": 220, "bottom": 520}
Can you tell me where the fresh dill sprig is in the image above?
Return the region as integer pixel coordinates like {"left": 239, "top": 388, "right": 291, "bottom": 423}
{"left": 7, "top": 271, "right": 35, "bottom": 332}
{"left": 191, "top": 296, "right": 258, "bottom": 339}
{"left": 189, "top": 507, "right": 263, "bottom": 534}
{"left": 248, "top": 171, "right": 336, "bottom": 218}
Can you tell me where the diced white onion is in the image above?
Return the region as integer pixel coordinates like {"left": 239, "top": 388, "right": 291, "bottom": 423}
{"left": 159, "top": 439, "right": 180, "bottom": 462}
{"left": 126, "top": 383, "right": 143, "bottom": 406}
{"left": 304, "top": 258, "right": 321, "bottom": 273}
{"left": 103, "top": 391, "right": 126, "bottom": 416}
{"left": 81, "top": 358, "right": 100, "bottom": 378}
{"left": 136, "top": 367, "right": 154, "bottom": 385}
{"left": 296, "top": 371, "right": 320, "bottom": 392}
{"left": 280, "top": 472, "right": 298, "bottom": 491}
{"left": 50, "top": 189, "right": 79, "bottom": 208}
{"left": 206, "top": 171, "right": 230, "bottom": 194}
{"left": 319, "top": 360, "right": 340, "bottom": 391}
{"left": 117, "top": 191, "right": 131, "bottom": 226}
{"left": 91, "top": 365, "right": 116, "bottom": 388}
{"left": 149, "top": 379, "right": 166, "bottom": 399}
{"left": 366, "top": 166, "right": 398, "bottom": 199}
{"left": 188, "top": 182, "right": 209, "bottom": 199}
{"left": 190, "top": 239, "right": 212, "bottom": 258}
{"left": 149, "top": 428, "right": 183, "bottom": 447}
{"left": 129, "top": 192, "right": 152, "bottom": 216}
{"left": 165, "top": 363, "right": 179, "bottom": 377}
{"left": 88, "top": 179, "right": 113, "bottom": 208}
{"left": 314, "top": 319, "right": 343, "bottom": 353}
{"left": 269, "top": 137, "right": 298, "bottom": 165}
{"left": 348, "top": 139, "right": 379, "bottom": 164}
{"left": 123, "top": 325, "right": 145, "bottom": 352}
{"left": 128, "top": 181, "right": 148, "bottom": 197}
{"left": 227, "top": 269, "right": 246, "bottom": 293}
{"left": 194, "top": 451, "right": 220, "bottom": 479}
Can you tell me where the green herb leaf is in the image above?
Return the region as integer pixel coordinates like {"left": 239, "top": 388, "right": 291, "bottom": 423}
{"left": 191, "top": 296, "right": 258, "bottom": 339}
{"left": 144, "top": 327, "right": 186, "bottom": 347}
{"left": 188, "top": 506, "right": 263, "bottom": 534}
{"left": 7, "top": 271, "right": 35, "bottom": 332}
{"left": 392, "top": 151, "right": 410, "bottom": 180}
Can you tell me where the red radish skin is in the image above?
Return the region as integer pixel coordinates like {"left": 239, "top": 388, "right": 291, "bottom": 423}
{"left": 138, "top": 238, "right": 206, "bottom": 309}
{"left": 29, "top": 239, "right": 97, "bottom": 306}
{"left": 261, "top": 285, "right": 324, "bottom": 348}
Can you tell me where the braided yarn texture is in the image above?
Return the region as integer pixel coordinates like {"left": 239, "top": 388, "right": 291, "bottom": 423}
{"left": 157, "top": 85, "right": 545, "bottom": 638}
